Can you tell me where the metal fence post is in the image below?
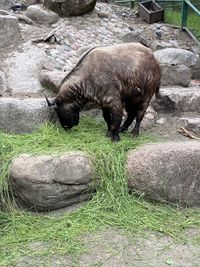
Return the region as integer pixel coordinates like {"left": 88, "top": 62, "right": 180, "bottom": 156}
{"left": 181, "top": 0, "right": 188, "bottom": 29}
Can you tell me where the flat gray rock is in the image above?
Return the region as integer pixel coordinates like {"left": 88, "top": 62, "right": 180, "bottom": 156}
{"left": 153, "top": 86, "right": 200, "bottom": 113}
{"left": 5, "top": 44, "right": 46, "bottom": 95}
{"left": 0, "top": 14, "right": 20, "bottom": 48}
{"left": 127, "top": 141, "right": 200, "bottom": 207}
{"left": 9, "top": 152, "right": 97, "bottom": 211}
{"left": 0, "top": 97, "right": 55, "bottom": 133}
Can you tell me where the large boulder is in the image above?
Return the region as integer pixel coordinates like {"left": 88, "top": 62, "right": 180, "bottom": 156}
{"left": 153, "top": 86, "right": 200, "bottom": 113}
{"left": 43, "top": 0, "right": 97, "bottom": 17}
{"left": 26, "top": 4, "right": 59, "bottom": 24}
{"left": 0, "top": 14, "right": 20, "bottom": 48}
{"left": 160, "top": 64, "right": 192, "bottom": 87}
{"left": 127, "top": 142, "right": 200, "bottom": 207}
{"left": 154, "top": 48, "right": 198, "bottom": 67}
{"left": 9, "top": 152, "right": 97, "bottom": 211}
{"left": 0, "top": 97, "right": 55, "bottom": 133}
{"left": 154, "top": 48, "right": 199, "bottom": 85}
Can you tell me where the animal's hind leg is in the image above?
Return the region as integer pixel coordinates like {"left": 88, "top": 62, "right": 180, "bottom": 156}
{"left": 131, "top": 105, "right": 148, "bottom": 137}
{"left": 102, "top": 108, "right": 112, "bottom": 137}
{"left": 120, "top": 109, "right": 137, "bottom": 133}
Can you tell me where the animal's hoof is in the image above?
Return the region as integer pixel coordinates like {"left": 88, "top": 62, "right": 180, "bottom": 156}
{"left": 106, "top": 130, "right": 112, "bottom": 137}
{"left": 111, "top": 135, "right": 120, "bottom": 142}
{"left": 119, "top": 126, "right": 128, "bottom": 133}
{"left": 131, "top": 131, "right": 139, "bottom": 138}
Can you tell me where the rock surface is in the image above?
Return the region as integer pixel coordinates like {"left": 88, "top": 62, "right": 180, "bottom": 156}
{"left": 39, "top": 70, "right": 66, "bottom": 92}
{"left": 0, "top": 14, "right": 20, "bottom": 48}
{"left": 127, "top": 141, "right": 200, "bottom": 207}
{"left": 26, "top": 4, "right": 59, "bottom": 25}
{"left": 5, "top": 45, "right": 46, "bottom": 95}
{"left": 154, "top": 48, "right": 198, "bottom": 68}
{"left": 43, "top": 0, "right": 97, "bottom": 17}
{"left": 120, "top": 31, "right": 148, "bottom": 47}
{"left": 0, "top": 0, "right": 12, "bottom": 10}
{"left": 154, "top": 48, "right": 199, "bottom": 84}
{"left": 0, "top": 97, "right": 55, "bottom": 133}
{"left": 0, "top": 71, "right": 6, "bottom": 95}
{"left": 0, "top": 10, "right": 9, "bottom": 15}
{"left": 192, "top": 53, "right": 200, "bottom": 79}
{"left": 24, "top": 0, "right": 41, "bottom": 5}
{"left": 153, "top": 86, "right": 200, "bottom": 113}
{"left": 10, "top": 152, "right": 96, "bottom": 211}
{"left": 160, "top": 64, "right": 192, "bottom": 87}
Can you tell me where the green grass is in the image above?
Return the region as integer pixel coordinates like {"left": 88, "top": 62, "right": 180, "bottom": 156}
{"left": 165, "top": 9, "right": 182, "bottom": 27}
{"left": 0, "top": 117, "right": 200, "bottom": 266}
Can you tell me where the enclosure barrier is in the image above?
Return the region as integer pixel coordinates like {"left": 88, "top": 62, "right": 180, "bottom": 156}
{"left": 114, "top": 0, "right": 200, "bottom": 44}
{"left": 181, "top": 0, "right": 200, "bottom": 44}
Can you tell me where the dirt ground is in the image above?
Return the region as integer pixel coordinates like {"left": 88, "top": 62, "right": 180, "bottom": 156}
{"left": 13, "top": 227, "right": 200, "bottom": 267}
{"left": 144, "top": 112, "right": 200, "bottom": 142}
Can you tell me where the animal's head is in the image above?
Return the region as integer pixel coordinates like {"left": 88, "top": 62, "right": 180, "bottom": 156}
{"left": 45, "top": 96, "right": 80, "bottom": 130}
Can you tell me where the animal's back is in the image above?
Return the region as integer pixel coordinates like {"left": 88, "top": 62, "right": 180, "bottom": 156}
{"left": 84, "top": 43, "right": 161, "bottom": 96}
{"left": 59, "top": 42, "right": 161, "bottom": 105}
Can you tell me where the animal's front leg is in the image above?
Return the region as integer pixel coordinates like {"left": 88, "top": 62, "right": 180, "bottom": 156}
{"left": 110, "top": 112, "right": 122, "bottom": 142}
{"left": 131, "top": 121, "right": 140, "bottom": 137}
{"left": 102, "top": 108, "right": 112, "bottom": 137}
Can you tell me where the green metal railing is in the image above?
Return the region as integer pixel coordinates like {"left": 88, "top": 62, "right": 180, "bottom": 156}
{"left": 115, "top": 0, "right": 200, "bottom": 44}
{"left": 181, "top": 0, "right": 200, "bottom": 43}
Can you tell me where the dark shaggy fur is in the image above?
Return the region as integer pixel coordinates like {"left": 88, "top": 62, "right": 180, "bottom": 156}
{"left": 46, "top": 43, "right": 161, "bottom": 141}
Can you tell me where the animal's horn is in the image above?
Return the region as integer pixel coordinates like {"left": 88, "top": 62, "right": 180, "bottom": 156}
{"left": 45, "top": 95, "right": 54, "bottom": 107}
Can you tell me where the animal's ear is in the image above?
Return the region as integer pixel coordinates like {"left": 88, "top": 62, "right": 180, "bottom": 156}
{"left": 45, "top": 95, "right": 55, "bottom": 107}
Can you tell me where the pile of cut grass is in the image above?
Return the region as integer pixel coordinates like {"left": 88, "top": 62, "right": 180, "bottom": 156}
{"left": 0, "top": 117, "right": 200, "bottom": 266}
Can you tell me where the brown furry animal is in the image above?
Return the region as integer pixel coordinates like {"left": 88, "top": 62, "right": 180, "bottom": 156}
{"left": 46, "top": 43, "right": 161, "bottom": 141}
